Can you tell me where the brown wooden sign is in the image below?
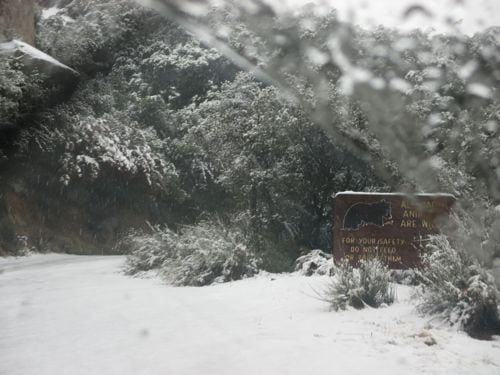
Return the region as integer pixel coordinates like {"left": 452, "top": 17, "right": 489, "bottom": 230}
{"left": 333, "top": 192, "right": 456, "bottom": 269}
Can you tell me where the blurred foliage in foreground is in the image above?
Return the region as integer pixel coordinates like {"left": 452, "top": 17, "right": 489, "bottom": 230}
{"left": 416, "top": 235, "right": 500, "bottom": 338}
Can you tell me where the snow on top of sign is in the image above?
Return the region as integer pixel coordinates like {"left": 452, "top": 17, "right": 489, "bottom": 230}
{"left": 335, "top": 191, "right": 456, "bottom": 198}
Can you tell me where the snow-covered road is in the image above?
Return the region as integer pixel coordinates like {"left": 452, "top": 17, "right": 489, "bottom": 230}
{"left": 1, "top": 254, "right": 499, "bottom": 375}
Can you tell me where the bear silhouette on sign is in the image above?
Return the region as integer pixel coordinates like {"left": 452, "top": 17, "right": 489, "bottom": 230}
{"left": 343, "top": 200, "right": 392, "bottom": 230}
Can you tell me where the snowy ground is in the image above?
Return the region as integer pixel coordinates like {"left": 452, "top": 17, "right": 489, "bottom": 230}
{"left": 1, "top": 254, "right": 499, "bottom": 375}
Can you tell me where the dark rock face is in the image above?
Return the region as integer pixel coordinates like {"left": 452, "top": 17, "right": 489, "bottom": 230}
{"left": 0, "top": 180, "right": 148, "bottom": 255}
{"left": 0, "top": 0, "right": 35, "bottom": 45}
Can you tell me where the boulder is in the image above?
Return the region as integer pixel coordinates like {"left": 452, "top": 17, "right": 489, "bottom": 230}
{"left": 0, "top": 39, "right": 78, "bottom": 78}
{"left": 294, "top": 249, "right": 334, "bottom": 276}
{"left": 0, "top": 39, "right": 79, "bottom": 112}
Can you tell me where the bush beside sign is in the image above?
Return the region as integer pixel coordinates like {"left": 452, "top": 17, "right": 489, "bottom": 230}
{"left": 333, "top": 192, "right": 456, "bottom": 269}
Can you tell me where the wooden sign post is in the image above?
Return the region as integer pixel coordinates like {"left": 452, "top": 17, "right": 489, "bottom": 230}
{"left": 333, "top": 192, "right": 456, "bottom": 269}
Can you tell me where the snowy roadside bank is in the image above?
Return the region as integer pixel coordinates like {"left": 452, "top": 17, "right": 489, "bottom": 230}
{"left": 1, "top": 254, "right": 499, "bottom": 375}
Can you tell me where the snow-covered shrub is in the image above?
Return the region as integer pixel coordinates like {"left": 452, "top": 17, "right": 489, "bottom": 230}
{"left": 48, "top": 112, "right": 176, "bottom": 189}
{"left": 389, "top": 269, "right": 419, "bottom": 285}
{"left": 36, "top": 0, "right": 150, "bottom": 73}
{"left": 175, "top": 73, "right": 383, "bottom": 264}
{"left": 161, "top": 221, "right": 261, "bottom": 286}
{"left": 326, "top": 257, "right": 395, "bottom": 311}
{"left": 0, "top": 57, "right": 46, "bottom": 128}
{"left": 294, "top": 249, "right": 334, "bottom": 276}
{"left": 123, "top": 220, "right": 261, "bottom": 286}
{"left": 120, "top": 228, "right": 178, "bottom": 275}
{"left": 416, "top": 235, "right": 500, "bottom": 337}
{"left": 13, "top": 235, "right": 33, "bottom": 256}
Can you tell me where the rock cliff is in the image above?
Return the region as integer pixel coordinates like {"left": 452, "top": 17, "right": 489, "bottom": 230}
{"left": 0, "top": 0, "right": 35, "bottom": 45}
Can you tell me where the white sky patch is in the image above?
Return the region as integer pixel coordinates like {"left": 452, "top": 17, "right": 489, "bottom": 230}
{"left": 41, "top": 7, "right": 62, "bottom": 19}
{"left": 41, "top": 6, "right": 74, "bottom": 25}
{"left": 266, "top": 0, "right": 500, "bottom": 35}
